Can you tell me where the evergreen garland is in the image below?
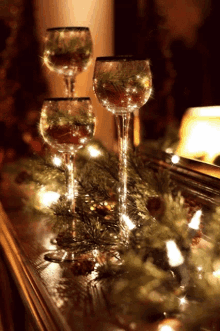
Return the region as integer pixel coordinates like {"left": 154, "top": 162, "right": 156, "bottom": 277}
{"left": 7, "top": 140, "right": 220, "bottom": 330}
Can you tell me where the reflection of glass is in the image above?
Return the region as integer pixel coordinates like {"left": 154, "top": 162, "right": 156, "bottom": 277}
{"left": 40, "top": 97, "right": 96, "bottom": 262}
{"left": 93, "top": 56, "right": 152, "bottom": 242}
{"left": 43, "top": 27, "right": 93, "bottom": 97}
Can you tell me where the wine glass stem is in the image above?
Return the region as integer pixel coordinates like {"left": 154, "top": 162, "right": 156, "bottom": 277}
{"left": 64, "top": 153, "right": 76, "bottom": 233}
{"left": 64, "top": 75, "right": 75, "bottom": 98}
{"left": 116, "top": 113, "right": 131, "bottom": 240}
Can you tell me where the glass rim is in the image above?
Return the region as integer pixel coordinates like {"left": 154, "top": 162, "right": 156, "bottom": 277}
{"left": 44, "top": 97, "right": 91, "bottom": 102}
{"left": 46, "top": 27, "right": 90, "bottom": 32}
{"left": 95, "top": 56, "right": 150, "bottom": 62}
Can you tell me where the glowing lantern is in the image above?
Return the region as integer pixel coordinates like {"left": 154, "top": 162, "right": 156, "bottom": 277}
{"left": 176, "top": 106, "right": 220, "bottom": 164}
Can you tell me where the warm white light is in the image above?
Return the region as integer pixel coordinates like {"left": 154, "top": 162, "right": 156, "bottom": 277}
{"left": 80, "top": 137, "right": 87, "bottom": 144}
{"left": 188, "top": 210, "right": 202, "bottom": 230}
{"left": 92, "top": 249, "right": 99, "bottom": 257}
{"left": 66, "top": 163, "right": 72, "bottom": 171}
{"left": 43, "top": 56, "right": 49, "bottom": 66}
{"left": 213, "top": 269, "right": 220, "bottom": 278}
{"left": 179, "top": 296, "right": 187, "bottom": 305}
{"left": 177, "top": 106, "right": 220, "bottom": 163}
{"left": 88, "top": 146, "right": 101, "bottom": 157}
{"left": 166, "top": 240, "right": 184, "bottom": 267}
{"left": 52, "top": 156, "right": 62, "bottom": 167}
{"left": 213, "top": 261, "right": 220, "bottom": 278}
{"left": 166, "top": 148, "right": 173, "bottom": 154}
{"left": 171, "top": 155, "right": 180, "bottom": 164}
{"left": 178, "top": 296, "right": 188, "bottom": 312}
{"left": 122, "top": 214, "right": 135, "bottom": 230}
{"left": 158, "top": 325, "right": 174, "bottom": 331}
{"left": 39, "top": 190, "right": 60, "bottom": 207}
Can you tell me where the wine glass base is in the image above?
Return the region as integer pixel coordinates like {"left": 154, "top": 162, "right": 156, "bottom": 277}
{"left": 44, "top": 247, "right": 98, "bottom": 263}
{"left": 44, "top": 249, "right": 76, "bottom": 263}
{"left": 50, "top": 237, "right": 58, "bottom": 245}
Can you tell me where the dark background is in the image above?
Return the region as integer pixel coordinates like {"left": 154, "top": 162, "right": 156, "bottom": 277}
{"left": 0, "top": 0, "right": 219, "bottom": 159}
{"left": 115, "top": 0, "right": 220, "bottom": 140}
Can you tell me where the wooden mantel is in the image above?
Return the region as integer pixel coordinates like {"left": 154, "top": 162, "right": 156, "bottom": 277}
{"left": 0, "top": 194, "right": 117, "bottom": 330}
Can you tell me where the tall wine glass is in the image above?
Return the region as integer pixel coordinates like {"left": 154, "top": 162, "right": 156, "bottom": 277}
{"left": 40, "top": 97, "right": 96, "bottom": 262}
{"left": 93, "top": 56, "right": 152, "bottom": 242}
{"left": 43, "top": 27, "right": 93, "bottom": 97}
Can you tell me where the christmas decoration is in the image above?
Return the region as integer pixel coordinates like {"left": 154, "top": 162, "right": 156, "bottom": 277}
{"left": 4, "top": 140, "right": 220, "bottom": 331}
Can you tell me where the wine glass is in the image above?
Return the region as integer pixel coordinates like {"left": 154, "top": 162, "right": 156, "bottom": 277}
{"left": 93, "top": 56, "right": 152, "bottom": 243}
{"left": 43, "top": 27, "right": 93, "bottom": 97}
{"left": 40, "top": 97, "right": 96, "bottom": 262}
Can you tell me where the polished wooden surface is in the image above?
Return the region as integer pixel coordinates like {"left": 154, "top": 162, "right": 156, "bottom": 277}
{"left": 142, "top": 149, "right": 220, "bottom": 208}
{"left": 0, "top": 205, "right": 123, "bottom": 331}
{"left": 0, "top": 177, "right": 117, "bottom": 331}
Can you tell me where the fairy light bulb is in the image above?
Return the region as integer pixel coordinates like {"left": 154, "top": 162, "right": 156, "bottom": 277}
{"left": 171, "top": 155, "right": 180, "bottom": 164}
{"left": 166, "top": 240, "right": 184, "bottom": 267}
{"left": 52, "top": 155, "right": 62, "bottom": 167}
{"left": 188, "top": 210, "right": 202, "bottom": 230}
{"left": 159, "top": 326, "right": 174, "bottom": 331}
{"left": 88, "top": 145, "right": 101, "bottom": 157}
{"left": 179, "top": 296, "right": 187, "bottom": 305}
{"left": 212, "top": 260, "right": 220, "bottom": 278}
{"left": 158, "top": 319, "right": 182, "bottom": 331}
{"left": 122, "top": 214, "right": 135, "bottom": 230}
{"left": 39, "top": 190, "right": 60, "bottom": 207}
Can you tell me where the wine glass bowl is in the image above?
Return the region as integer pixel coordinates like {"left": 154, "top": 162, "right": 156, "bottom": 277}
{"left": 44, "top": 27, "right": 93, "bottom": 76}
{"left": 93, "top": 57, "right": 152, "bottom": 115}
{"left": 43, "top": 27, "right": 93, "bottom": 97}
{"left": 40, "top": 97, "right": 95, "bottom": 154}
